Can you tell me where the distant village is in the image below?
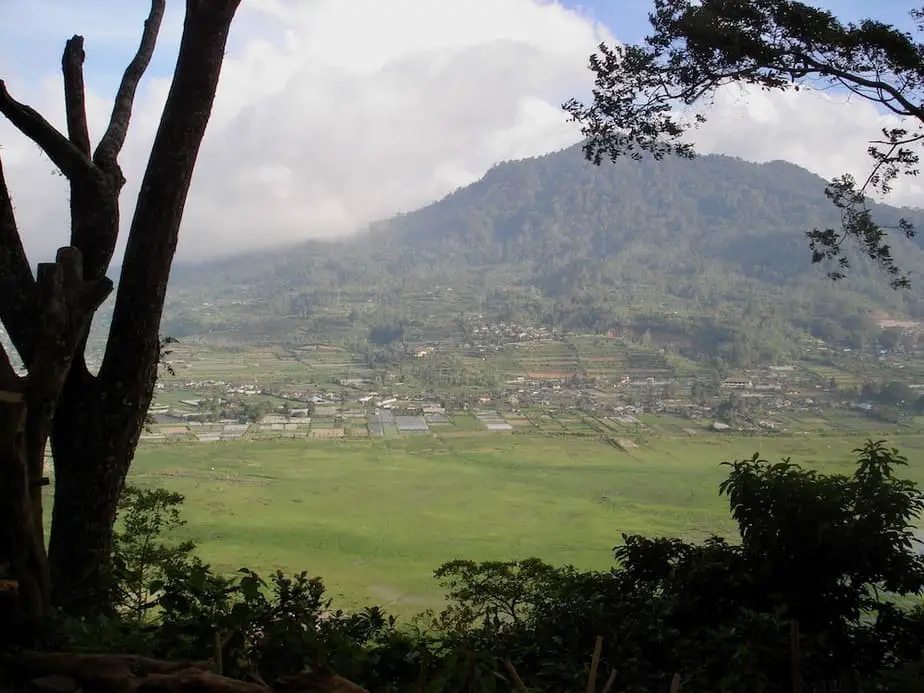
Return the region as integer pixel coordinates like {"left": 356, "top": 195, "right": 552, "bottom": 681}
{"left": 142, "top": 317, "right": 924, "bottom": 443}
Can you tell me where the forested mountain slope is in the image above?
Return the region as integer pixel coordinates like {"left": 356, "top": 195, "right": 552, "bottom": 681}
{"left": 372, "top": 148, "right": 924, "bottom": 290}
{"left": 162, "top": 145, "right": 924, "bottom": 351}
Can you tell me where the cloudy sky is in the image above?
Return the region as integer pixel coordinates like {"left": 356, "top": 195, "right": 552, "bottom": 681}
{"left": 0, "top": 0, "right": 920, "bottom": 263}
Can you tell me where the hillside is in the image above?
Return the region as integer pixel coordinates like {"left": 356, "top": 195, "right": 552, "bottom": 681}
{"left": 372, "top": 148, "right": 923, "bottom": 288}
{"left": 159, "top": 145, "right": 924, "bottom": 357}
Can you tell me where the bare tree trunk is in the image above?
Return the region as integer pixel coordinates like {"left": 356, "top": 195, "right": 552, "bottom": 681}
{"left": 48, "top": 0, "right": 241, "bottom": 616}
{"left": 0, "top": 0, "right": 240, "bottom": 619}
{"left": 0, "top": 389, "right": 46, "bottom": 638}
{"left": 47, "top": 368, "right": 119, "bottom": 613}
{"left": 0, "top": 248, "right": 111, "bottom": 633}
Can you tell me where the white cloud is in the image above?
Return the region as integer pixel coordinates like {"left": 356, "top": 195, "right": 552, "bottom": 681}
{"left": 0, "top": 0, "right": 920, "bottom": 267}
{"left": 689, "top": 84, "right": 924, "bottom": 208}
{"left": 1, "top": 0, "right": 611, "bottom": 263}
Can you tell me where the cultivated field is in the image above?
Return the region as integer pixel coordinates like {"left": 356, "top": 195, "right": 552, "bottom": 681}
{"left": 122, "top": 429, "right": 924, "bottom": 613}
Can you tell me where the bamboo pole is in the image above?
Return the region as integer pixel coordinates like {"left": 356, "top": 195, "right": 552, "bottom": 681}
{"left": 585, "top": 636, "right": 604, "bottom": 693}
{"left": 600, "top": 669, "right": 618, "bottom": 693}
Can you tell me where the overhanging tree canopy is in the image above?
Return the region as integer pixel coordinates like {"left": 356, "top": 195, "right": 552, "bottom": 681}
{"left": 564, "top": 0, "right": 924, "bottom": 288}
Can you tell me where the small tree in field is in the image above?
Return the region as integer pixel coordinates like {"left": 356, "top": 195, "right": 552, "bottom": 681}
{"left": 564, "top": 0, "right": 924, "bottom": 288}
{"left": 111, "top": 486, "right": 195, "bottom": 623}
{"left": 0, "top": 0, "right": 240, "bottom": 626}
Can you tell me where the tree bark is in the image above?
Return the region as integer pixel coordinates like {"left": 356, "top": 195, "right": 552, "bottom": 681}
{"left": 1, "top": 0, "right": 239, "bottom": 620}
{"left": 47, "top": 367, "right": 119, "bottom": 613}
{"left": 0, "top": 388, "right": 47, "bottom": 640}
{"left": 46, "top": 0, "right": 241, "bottom": 616}
{"left": 0, "top": 248, "right": 110, "bottom": 635}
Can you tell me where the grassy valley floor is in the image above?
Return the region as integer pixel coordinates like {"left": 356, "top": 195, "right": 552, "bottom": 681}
{"left": 92, "top": 429, "right": 924, "bottom": 614}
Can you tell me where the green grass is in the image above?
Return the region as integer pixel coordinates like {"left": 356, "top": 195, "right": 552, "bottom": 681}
{"left": 117, "top": 429, "right": 924, "bottom": 614}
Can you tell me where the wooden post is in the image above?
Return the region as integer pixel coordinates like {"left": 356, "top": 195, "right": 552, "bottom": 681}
{"left": 586, "top": 636, "right": 604, "bottom": 693}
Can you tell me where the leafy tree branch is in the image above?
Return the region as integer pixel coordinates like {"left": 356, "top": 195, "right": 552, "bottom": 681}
{"left": 564, "top": 0, "right": 924, "bottom": 287}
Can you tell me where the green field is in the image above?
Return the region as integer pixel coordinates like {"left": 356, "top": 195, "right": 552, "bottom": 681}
{"left": 123, "top": 429, "right": 924, "bottom": 613}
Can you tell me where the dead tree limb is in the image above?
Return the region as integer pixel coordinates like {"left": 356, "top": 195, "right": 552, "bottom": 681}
{"left": 0, "top": 153, "right": 36, "bottom": 361}
{"left": 94, "top": 0, "right": 166, "bottom": 171}
{"left": 62, "top": 36, "right": 92, "bottom": 157}
{"left": 0, "top": 81, "right": 96, "bottom": 181}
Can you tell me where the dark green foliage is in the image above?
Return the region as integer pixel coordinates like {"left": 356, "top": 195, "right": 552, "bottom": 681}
{"left": 720, "top": 442, "right": 924, "bottom": 625}
{"left": 57, "top": 552, "right": 403, "bottom": 684}
{"left": 369, "top": 323, "right": 407, "bottom": 346}
{"left": 110, "top": 485, "right": 195, "bottom": 622}
{"left": 241, "top": 400, "right": 273, "bottom": 423}
{"left": 564, "top": 0, "right": 924, "bottom": 287}
{"left": 862, "top": 381, "right": 917, "bottom": 406}
{"left": 433, "top": 558, "right": 566, "bottom": 627}
{"left": 880, "top": 328, "right": 905, "bottom": 350}
{"left": 157, "top": 566, "right": 377, "bottom": 680}
{"left": 421, "top": 441, "right": 924, "bottom": 692}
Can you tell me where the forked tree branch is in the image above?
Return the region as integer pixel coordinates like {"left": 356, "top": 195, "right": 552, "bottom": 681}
{"left": 100, "top": 0, "right": 241, "bottom": 413}
{"left": 0, "top": 82, "right": 95, "bottom": 181}
{"left": 61, "top": 35, "right": 100, "bottom": 250}
{"left": 794, "top": 50, "right": 924, "bottom": 121}
{"left": 93, "top": 0, "right": 166, "bottom": 171}
{"left": 62, "top": 36, "right": 92, "bottom": 157}
{"left": 0, "top": 152, "right": 37, "bottom": 362}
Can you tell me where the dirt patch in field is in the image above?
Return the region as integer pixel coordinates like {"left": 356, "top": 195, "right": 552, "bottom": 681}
{"left": 584, "top": 356, "right": 622, "bottom": 363}
{"left": 311, "top": 428, "right": 345, "bottom": 438}
{"left": 160, "top": 426, "right": 189, "bottom": 434}
{"left": 615, "top": 438, "right": 638, "bottom": 452}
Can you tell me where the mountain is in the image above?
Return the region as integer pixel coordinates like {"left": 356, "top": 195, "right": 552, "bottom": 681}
{"left": 372, "top": 148, "right": 924, "bottom": 286}
{"left": 159, "top": 144, "right": 924, "bottom": 359}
